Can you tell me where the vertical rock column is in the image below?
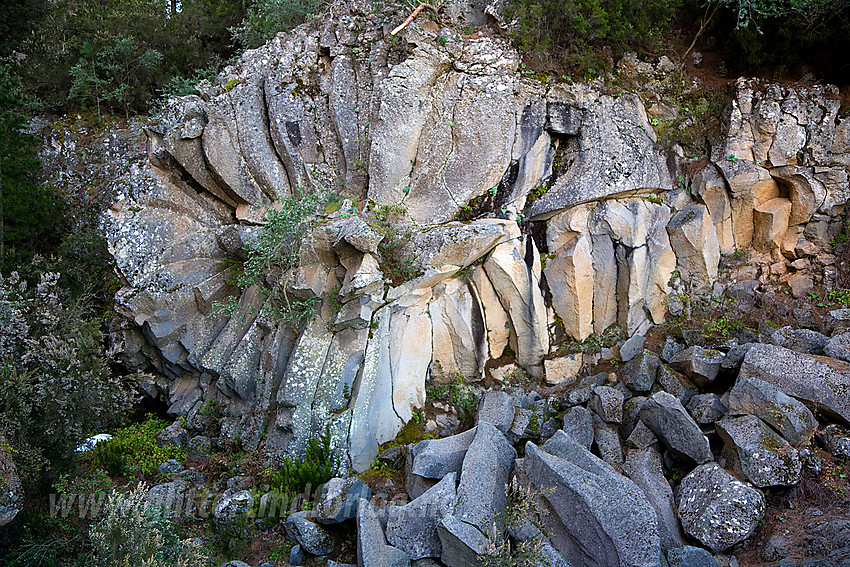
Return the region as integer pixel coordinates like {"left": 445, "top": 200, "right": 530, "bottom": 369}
{"left": 484, "top": 236, "right": 549, "bottom": 377}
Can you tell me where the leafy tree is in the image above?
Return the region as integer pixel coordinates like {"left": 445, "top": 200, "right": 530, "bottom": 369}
{"left": 70, "top": 36, "right": 163, "bottom": 119}
{"left": 0, "top": 270, "right": 133, "bottom": 489}
{"left": 231, "top": 0, "right": 324, "bottom": 49}
{"left": 0, "top": 64, "right": 65, "bottom": 271}
{"left": 503, "top": 0, "right": 680, "bottom": 65}
{"left": 15, "top": 0, "right": 246, "bottom": 113}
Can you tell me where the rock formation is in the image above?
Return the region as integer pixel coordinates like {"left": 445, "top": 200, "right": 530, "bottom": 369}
{"left": 101, "top": 6, "right": 850, "bottom": 478}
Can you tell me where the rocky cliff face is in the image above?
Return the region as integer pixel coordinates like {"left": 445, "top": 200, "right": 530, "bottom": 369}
{"left": 103, "top": 6, "right": 850, "bottom": 472}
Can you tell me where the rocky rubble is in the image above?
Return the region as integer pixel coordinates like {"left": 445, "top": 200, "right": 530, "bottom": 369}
{"left": 237, "top": 327, "right": 850, "bottom": 567}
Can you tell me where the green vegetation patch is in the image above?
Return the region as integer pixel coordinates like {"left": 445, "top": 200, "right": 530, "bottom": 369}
{"left": 92, "top": 415, "right": 185, "bottom": 477}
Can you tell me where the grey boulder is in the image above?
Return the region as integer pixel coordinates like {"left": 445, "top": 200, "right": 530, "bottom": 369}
{"left": 524, "top": 430, "right": 662, "bottom": 567}
{"left": 623, "top": 447, "right": 686, "bottom": 551}
{"left": 677, "top": 462, "right": 765, "bottom": 552}
{"left": 666, "top": 546, "right": 718, "bottom": 567}
{"left": 589, "top": 385, "right": 624, "bottom": 424}
{"left": 409, "top": 427, "right": 477, "bottom": 479}
{"left": 686, "top": 393, "right": 728, "bottom": 425}
{"left": 769, "top": 326, "right": 828, "bottom": 355}
{"left": 316, "top": 477, "right": 371, "bottom": 524}
{"left": 561, "top": 406, "right": 594, "bottom": 449}
{"left": 455, "top": 421, "right": 516, "bottom": 532}
{"left": 436, "top": 515, "right": 488, "bottom": 567}
{"left": 825, "top": 331, "right": 850, "bottom": 361}
{"left": 725, "top": 378, "right": 817, "bottom": 447}
{"left": 621, "top": 350, "right": 660, "bottom": 393}
{"left": 656, "top": 365, "right": 698, "bottom": 406}
{"left": 716, "top": 415, "right": 801, "bottom": 487}
{"left": 476, "top": 390, "right": 516, "bottom": 434}
{"left": 285, "top": 511, "right": 335, "bottom": 556}
{"left": 386, "top": 473, "right": 457, "bottom": 560}
{"left": 640, "top": 391, "right": 713, "bottom": 465}
{"left": 669, "top": 346, "right": 725, "bottom": 387}
{"left": 357, "top": 499, "right": 411, "bottom": 567}
{"left": 739, "top": 343, "right": 850, "bottom": 424}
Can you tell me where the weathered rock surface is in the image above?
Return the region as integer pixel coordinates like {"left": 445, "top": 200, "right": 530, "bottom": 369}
{"left": 455, "top": 422, "right": 516, "bottom": 532}
{"left": 285, "top": 511, "right": 335, "bottom": 556}
{"left": 0, "top": 444, "right": 23, "bottom": 528}
{"left": 669, "top": 346, "right": 725, "bottom": 387}
{"left": 99, "top": 5, "right": 850, "bottom": 501}
{"left": 623, "top": 447, "right": 686, "bottom": 551}
{"left": 476, "top": 390, "right": 516, "bottom": 434}
{"left": 677, "top": 462, "right": 765, "bottom": 552}
{"left": 725, "top": 378, "right": 817, "bottom": 447}
{"left": 316, "top": 477, "right": 371, "bottom": 524}
{"left": 716, "top": 415, "right": 802, "bottom": 487}
{"left": 640, "top": 391, "right": 713, "bottom": 465}
{"left": 357, "top": 499, "right": 410, "bottom": 567}
{"left": 409, "top": 427, "right": 477, "bottom": 479}
{"left": 436, "top": 515, "right": 488, "bottom": 567}
{"left": 386, "top": 473, "right": 456, "bottom": 560}
{"left": 525, "top": 431, "right": 661, "bottom": 567}
{"left": 738, "top": 343, "right": 850, "bottom": 424}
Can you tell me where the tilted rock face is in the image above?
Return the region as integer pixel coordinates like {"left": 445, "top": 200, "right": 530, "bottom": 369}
{"left": 102, "top": 6, "right": 850, "bottom": 470}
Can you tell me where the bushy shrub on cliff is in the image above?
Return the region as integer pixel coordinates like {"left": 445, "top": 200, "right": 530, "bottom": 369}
{"left": 231, "top": 0, "right": 324, "bottom": 48}
{"left": 0, "top": 270, "right": 133, "bottom": 489}
{"left": 90, "top": 484, "right": 211, "bottom": 567}
{"left": 503, "top": 0, "right": 680, "bottom": 63}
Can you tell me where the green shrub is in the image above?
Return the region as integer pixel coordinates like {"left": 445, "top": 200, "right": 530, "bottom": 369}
{"left": 0, "top": 270, "right": 133, "bottom": 489}
{"left": 366, "top": 202, "right": 419, "bottom": 286}
{"left": 215, "top": 190, "right": 326, "bottom": 325}
{"left": 92, "top": 416, "right": 185, "bottom": 477}
{"left": 90, "top": 484, "right": 211, "bottom": 567}
{"left": 503, "top": 0, "right": 680, "bottom": 63}
{"left": 479, "top": 476, "right": 553, "bottom": 567}
{"left": 266, "top": 429, "right": 334, "bottom": 494}
{"left": 230, "top": 0, "right": 325, "bottom": 49}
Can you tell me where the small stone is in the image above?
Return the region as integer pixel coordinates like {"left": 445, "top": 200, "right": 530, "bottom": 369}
{"left": 620, "top": 334, "right": 646, "bottom": 362}
{"left": 589, "top": 385, "right": 624, "bottom": 424}
{"left": 187, "top": 435, "right": 212, "bottom": 460}
{"left": 626, "top": 420, "right": 658, "bottom": 449}
{"left": 687, "top": 393, "right": 728, "bottom": 425}
{"left": 157, "top": 459, "right": 184, "bottom": 475}
{"left": 817, "top": 424, "right": 850, "bottom": 460}
{"left": 762, "top": 535, "right": 791, "bottom": 562}
{"left": 289, "top": 544, "right": 306, "bottom": 566}
{"left": 788, "top": 273, "right": 814, "bottom": 298}
{"left": 544, "top": 354, "right": 583, "bottom": 385}
{"left": 800, "top": 448, "right": 822, "bottom": 477}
